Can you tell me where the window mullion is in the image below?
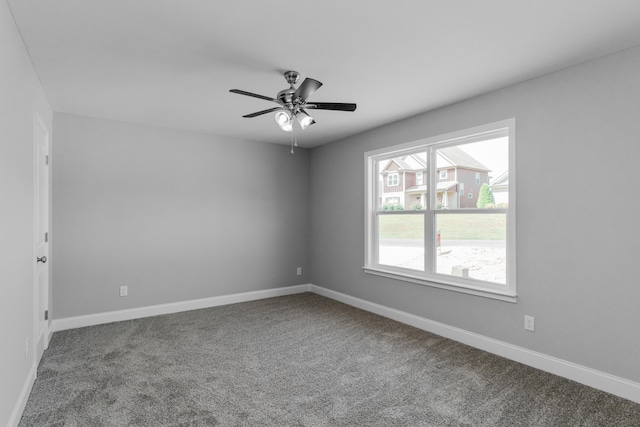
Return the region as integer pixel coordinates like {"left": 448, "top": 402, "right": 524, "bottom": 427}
{"left": 424, "top": 147, "right": 436, "bottom": 275}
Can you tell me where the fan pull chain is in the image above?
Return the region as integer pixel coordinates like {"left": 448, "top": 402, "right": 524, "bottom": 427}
{"left": 290, "top": 126, "right": 298, "bottom": 154}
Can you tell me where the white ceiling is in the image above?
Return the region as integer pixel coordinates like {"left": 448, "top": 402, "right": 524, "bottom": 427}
{"left": 9, "top": 0, "right": 640, "bottom": 148}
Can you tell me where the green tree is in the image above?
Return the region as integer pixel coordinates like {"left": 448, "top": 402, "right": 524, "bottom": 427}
{"left": 476, "top": 183, "right": 495, "bottom": 208}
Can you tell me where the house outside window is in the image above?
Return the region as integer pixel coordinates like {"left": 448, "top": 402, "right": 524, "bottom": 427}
{"left": 364, "top": 119, "right": 515, "bottom": 301}
{"left": 439, "top": 170, "right": 447, "bottom": 179}
{"left": 386, "top": 197, "right": 400, "bottom": 205}
{"left": 416, "top": 171, "right": 423, "bottom": 185}
{"left": 387, "top": 173, "right": 399, "bottom": 186}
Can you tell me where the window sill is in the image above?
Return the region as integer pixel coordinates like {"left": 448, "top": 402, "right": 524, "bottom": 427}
{"left": 362, "top": 266, "right": 517, "bottom": 303}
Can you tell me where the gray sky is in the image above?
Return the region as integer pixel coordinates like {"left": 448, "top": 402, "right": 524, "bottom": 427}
{"left": 459, "top": 136, "right": 509, "bottom": 177}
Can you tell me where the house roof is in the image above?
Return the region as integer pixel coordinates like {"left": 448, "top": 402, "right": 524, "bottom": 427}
{"left": 437, "top": 181, "right": 459, "bottom": 191}
{"left": 382, "top": 154, "right": 426, "bottom": 173}
{"left": 406, "top": 181, "right": 458, "bottom": 193}
{"left": 490, "top": 170, "right": 509, "bottom": 187}
{"left": 405, "top": 185, "right": 427, "bottom": 193}
{"left": 437, "top": 147, "right": 490, "bottom": 172}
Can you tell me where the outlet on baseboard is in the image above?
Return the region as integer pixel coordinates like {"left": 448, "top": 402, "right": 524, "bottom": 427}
{"left": 119, "top": 285, "right": 128, "bottom": 297}
{"left": 296, "top": 267, "right": 302, "bottom": 276}
{"left": 524, "top": 315, "right": 535, "bottom": 332}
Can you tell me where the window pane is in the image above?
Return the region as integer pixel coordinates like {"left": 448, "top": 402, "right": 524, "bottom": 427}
{"left": 378, "top": 214, "right": 424, "bottom": 271}
{"left": 378, "top": 153, "right": 426, "bottom": 211}
{"left": 436, "top": 137, "right": 508, "bottom": 209}
{"left": 435, "top": 213, "right": 506, "bottom": 284}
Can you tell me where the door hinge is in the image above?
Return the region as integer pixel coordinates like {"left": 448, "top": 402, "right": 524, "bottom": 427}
{"left": 44, "top": 232, "right": 48, "bottom": 243}
{"left": 44, "top": 310, "right": 48, "bottom": 321}
{"left": 45, "top": 155, "right": 49, "bottom": 165}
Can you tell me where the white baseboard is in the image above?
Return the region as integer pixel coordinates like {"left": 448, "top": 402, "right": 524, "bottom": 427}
{"left": 7, "top": 362, "right": 37, "bottom": 427}
{"left": 47, "top": 320, "right": 54, "bottom": 346}
{"left": 51, "top": 284, "right": 311, "bottom": 332}
{"left": 47, "top": 282, "right": 640, "bottom": 405}
{"left": 309, "top": 284, "right": 640, "bottom": 405}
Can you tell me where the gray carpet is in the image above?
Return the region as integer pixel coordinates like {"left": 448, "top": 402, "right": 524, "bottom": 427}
{"left": 19, "top": 292, "right": 640, "bottom": 426}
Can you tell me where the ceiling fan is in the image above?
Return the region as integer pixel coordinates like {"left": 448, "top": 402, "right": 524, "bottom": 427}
{"left": 230, "top": 70, "right": 357, "bottom": 132}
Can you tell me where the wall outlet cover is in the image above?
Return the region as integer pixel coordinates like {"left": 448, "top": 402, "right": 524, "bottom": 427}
{"left": 524, "top": 315, "right": 535, "bottom": 332}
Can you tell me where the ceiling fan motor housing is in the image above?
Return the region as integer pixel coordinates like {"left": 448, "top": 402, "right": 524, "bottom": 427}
{"left": 279, "top": 71, "right": 303, "bottom": 112}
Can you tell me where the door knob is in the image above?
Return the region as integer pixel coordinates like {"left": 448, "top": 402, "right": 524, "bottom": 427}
{"left": 37, "top": 256, "right": 47, "bottom": 264}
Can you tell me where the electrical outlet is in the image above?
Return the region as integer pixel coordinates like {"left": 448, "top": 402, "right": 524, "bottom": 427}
{"left": 524, "top": 315, "right": 535, "bottom": 332}
{"left": 296, "top": 267, "right": 302, "bottom": 276}
{"left": 25, "top": 337, "right": 29, "bottom": 358}
{"left": 119, "top": 285, "right": 128, "bottom": 297}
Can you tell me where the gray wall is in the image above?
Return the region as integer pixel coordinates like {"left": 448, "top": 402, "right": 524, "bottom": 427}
{"left": 0, "top": 1, "right": 52, "bottom": 423}
{"left": 309, "top": 45, "right": 640, "bottom": 383}
{"left": 53, "top": 114, "right": 309, "bottom": 318}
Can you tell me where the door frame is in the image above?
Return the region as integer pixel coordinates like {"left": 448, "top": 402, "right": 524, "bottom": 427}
{"left": 33, "top": 112, "right": 50, "bottom": 364}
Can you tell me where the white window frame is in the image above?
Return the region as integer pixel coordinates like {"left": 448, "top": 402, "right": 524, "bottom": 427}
{"left": 387, "top": 173, "right": 399, "bottom": 186}
{"left": 439, "top": 170, "right": 447, "bottom": 179}
{"left": 364, "top": 119, "right": 516, "bottom": 302}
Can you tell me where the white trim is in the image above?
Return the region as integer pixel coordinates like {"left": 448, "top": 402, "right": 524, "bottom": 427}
{"left": 308, "top": 284, "right": 640, "bottom": 405}
{"left": 7, "top": 362, "right": 37, "bottom": 427}
{"left": 42, "top": 282, "right": 640, "bottom": 407}
{"left": 363, "top": 267, "right": 517, "bottom": 303}
{"left": 33, "top": 112, "right": 50, "bottom": 374}
{"left": 51, "top": 284, "right": 311, "bottom": 332}
{"left": 364, "top": 119, "right": 516, "bottom": 297}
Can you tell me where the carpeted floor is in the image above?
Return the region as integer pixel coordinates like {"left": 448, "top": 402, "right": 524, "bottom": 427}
{"left": 19, "top": 292, "right": 640, "bottom": 426}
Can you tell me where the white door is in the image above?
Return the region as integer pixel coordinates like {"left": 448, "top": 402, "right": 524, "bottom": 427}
{"left": 34, "top": 114, "right": 49, "bottom": 363}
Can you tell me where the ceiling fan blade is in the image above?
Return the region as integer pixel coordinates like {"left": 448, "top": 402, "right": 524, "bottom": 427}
{"left": 242, "top": 107, "right": 282, "bottom": 118}
{"left": 230, "top": 89, "right": 278, "bottom": 103}
{"left": 305, "top": 102, "right": 357, "bottom": 112}
{"left": 294, "top": 78, "right": 323, "bottom": 101}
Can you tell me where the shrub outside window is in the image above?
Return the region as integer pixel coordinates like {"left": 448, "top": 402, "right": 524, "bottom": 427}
{"left": 364, "top": 120, "right": 515, "bottom": 301}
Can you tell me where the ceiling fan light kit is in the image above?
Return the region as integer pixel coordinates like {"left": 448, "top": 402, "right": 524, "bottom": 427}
{"left": 296, "top": 110, "right": 314, "bottom": 129}
{"left": 274, "top": 110, "right": 293, "bottom": 132}
{"left": 230, "top": 70, "right": 357, "bottom": 135}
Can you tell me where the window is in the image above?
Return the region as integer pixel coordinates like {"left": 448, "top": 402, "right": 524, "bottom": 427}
{"left": 364, "top": 119, "right": 515, "bottom": 301}
{"left": 416, "top": 172, "right": 423, "bottom": 185}
{"left": 475, "top": 172, "right": 480, "bottom": 184}
{"left": 386, "top": 197, "right": 400, "bottom": 205}
{"left": 387, "top": 173, "right": 399, "bottom": 186}
{"left": 439, "top": 170, "right": 447, "bottom": 179}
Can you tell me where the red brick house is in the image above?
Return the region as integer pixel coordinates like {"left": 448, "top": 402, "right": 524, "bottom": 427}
{"left": 379, "top": 147, "right": 490, "bottom": 209}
